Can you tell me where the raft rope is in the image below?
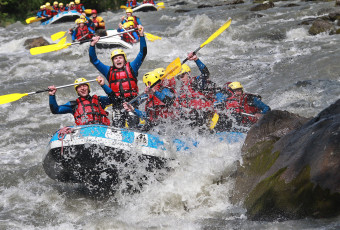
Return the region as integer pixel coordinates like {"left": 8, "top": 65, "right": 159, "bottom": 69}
{"left": 57, "top": 127, "right": 75, "bottom": 155}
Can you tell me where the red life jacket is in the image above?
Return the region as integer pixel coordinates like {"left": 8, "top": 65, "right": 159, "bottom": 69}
{"left": 177, "top": 78, "right": 214, "bottom": 111}
{"left": 108, "top": 62, "right": 138, "bottom": 98}
{"left": 132, "top": 0, "right": 137, "bottom": 6}
{"left": 145, "top": 86, "right": 175, "bottom": 122}
{"left": 75, "top": 4, "right": 84, "bottom": 13}
{"left": 75, "top": 25, "right": 93, "bottom": 41}
{"left": 147, "top": 0, "right": 155, "bottom": 4}
{"left": 122, "top": 31, "right": 136, "bottom": 43}
{"left": 73, "top": 95, "right": 110, "bottom": 126}
{"left": 45, "top": 9, "right": 52, "bottom": 16}
{"left": 52, "top": 6, "right": 58, "bottom": 16}
{"left": 69, "top": 5, "right": 76, "bottom": 10}
{"left": 59, "top": 7, "right": 66, "bottom": 12}
{"left": 225, "top": 93, "right": 261, "bottom": 124}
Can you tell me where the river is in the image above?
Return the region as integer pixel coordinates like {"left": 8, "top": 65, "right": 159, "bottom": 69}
{"left": 0, "top": 0, "right": 339, "bottom": 229}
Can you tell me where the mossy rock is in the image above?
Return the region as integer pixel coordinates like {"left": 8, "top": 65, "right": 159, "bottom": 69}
{"left": 245, "top": 166, "right": 340, "bottom": 220}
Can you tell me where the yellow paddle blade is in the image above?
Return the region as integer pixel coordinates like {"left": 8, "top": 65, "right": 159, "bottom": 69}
{"left": 200, "top": 18, "right": 232, "bottom": 48}
{"left": 120, "top": 5, "right": 128, "bottom": 9}
{"left": 51, "top": 31, "right": 67, "bottom": 41}
{"left": 84, "top": 9, "right": 92, "bottom": 14}
{"left": 210, "top": 113, "right": 219, "bottom": 130}
{"left": 26, "top": 17, "right": 43, "bottom": 24}
{"left": 0, "top": 93, "right": 28, "bottom": 105}
{"left": 157, "top": 2, "right": 164, "bottom": 6}
{"left": 30, "top": 42, "right": 71, "bottom": 55}
{"left": 162, "top": 57, "right": 182, "bottom": 80}
{"left": 58, "top": 36, "right": 67, "bottom": 45}
{"left": 145, "top": 32, "right": 162, "bottom": 42}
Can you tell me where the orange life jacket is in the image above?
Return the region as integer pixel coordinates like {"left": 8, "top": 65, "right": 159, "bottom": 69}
{"left": 73, "top": 95, "right": 110, "bottom": 126}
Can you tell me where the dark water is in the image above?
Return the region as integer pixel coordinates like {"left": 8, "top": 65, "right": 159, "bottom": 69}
{"left": 0, "top": 0, "right": 339, "bottom": 229}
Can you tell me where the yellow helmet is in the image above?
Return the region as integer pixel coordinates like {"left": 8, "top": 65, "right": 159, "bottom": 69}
{"left": 45, "top": 2, "right": 51, "bottom": 6}
{"left": 228, "top": 82, "right": 243, "bottom": 90}
{"left": 76, "top": 18, "right": 85, "bottom": 24}
{"left": 111, "top": 49, "right": 127, "bottom": 62}
{"left": 74, "top": 78, "right": 90, "bottom": 91}
{"left": 75, "top": 0, "right": 80, "bottom": 4}
{"left": 127, "top": 16, "right": 134, "bottom": 22}
{"left": 123, "top": 22, "right": 130, "bottom": 29}
{"left": 70, "top": 2, "right": 75, "bottom": 5}
{"left": 80, "top": 15, "right": 87, "bottom": 21}
{"left": 179, "top": 64, "right": 191, "bottom": 75}
{"left": 143, "top": 71, "right": 161, "bottom": 86}
{"left": 153, "top": 68, "right": 165, "bottom": 78}
{"left": 126, "top": 8, "right": 133, "bottom": 14}
{"left": 59, "top": 2, "right": 63, "bottom": 6}
{"left": 53, "top": 1, "right": 58, "bottom": 5}
{"left": 40, "top": 5, "right": 45, "bottom": 9}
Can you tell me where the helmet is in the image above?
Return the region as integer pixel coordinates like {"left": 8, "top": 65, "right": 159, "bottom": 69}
{"left": 74, "top": 78, "right": 90, "bottom": 91}
{"left": 111, "top": 49, "right": 127, "bottom": 62}
{"left": 179, "top": 64, "right": 191, "bottom": 75}
{"left": 127, "top": 16, "right": 134, "bottom": 22}
{"left": 123, "top": 22, "right": 130, "bottom": 29}
{"left": 80, "top": 15, "right": 87, "bottom": 21}
{"left": 70, "top": 2, "right": 75, "bottom": 5}
{"left": 75, "top": 0, "right": 80, "bottom": 4}
{"left": 91, "top": 9, "right": 97, "bottom": 14}
{"left": 53, "top": 1, "right": 58, "bottom": 5}
{"left": 59, "top": 2, "right": 63, "bottom": 6}
{"left": 77, "top": 18, "right": 85, "bottom": 24}
{"left": 45, "top": 2, "right": 51, "bottom": 6}
{"left": 228, "top": 82, "right": 243, "bottom": 90}
{"left": 40, "top": 5, "right": 45, "bottom": 9}
{"left": 153, "top": 68, "right": 165, "bottom": 78}
{"left": 126, "top": 8, "right": 133, "bottom": 14}
{"left": 143, "top": 71, "right": 161, "bottom": 86}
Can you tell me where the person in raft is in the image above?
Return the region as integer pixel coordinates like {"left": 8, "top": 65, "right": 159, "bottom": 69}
{"left": 89, "top": 25, "right": 147, "bottom": 128}
{"left": 123, "top": 69, "right": 177, "bottom": 130}
{"left": 75, "top": 0, "right": 85, "bottom": 13}
{"left": 118, "top": 21, "right": 139, "bottom": 44}
{"left": 70, "top": 18, "right": 95, "bottom": 42}
{"left": 90, "top": 9, "right": 107, "bottom": 36}
{"left": 48, "top": 77, "right": 117, "bottom": 126}
{"left": 121, "top": 8, "right": 142, "bottom": 26}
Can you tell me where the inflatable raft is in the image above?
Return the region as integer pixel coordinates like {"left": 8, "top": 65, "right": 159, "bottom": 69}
{"left": 132, "top": 3, "right": 158, "bottom": 12}
{"left": 96, "top": 30, "right": 133, "bottom": 49}
{"left": 43, "top": 125, "right": 245, "bottom": 193}
{"left": 41, "top": 10, "right": 82, "bottom": 26}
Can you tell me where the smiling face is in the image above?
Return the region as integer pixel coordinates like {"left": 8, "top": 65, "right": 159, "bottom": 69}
{"left": 112, "top": 55, "right": 125, "bottom": 69}
{"left": 178, "top": 72, "right": 190, "bottom": 84}
{"left": 76, "top": 84, "right": 89, "bottom": 97}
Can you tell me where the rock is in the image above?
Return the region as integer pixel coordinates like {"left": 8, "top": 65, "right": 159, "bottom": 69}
{"left": 308, "top": 19, "right": 335, "bottom": 35}
{"left": 250, "top": 1, "right": 274, "bottom": 12}
{"left": 197, "top": 4, "right": 213, "bottom": 9}
{"left": 299, "top": 17, "right": 316, "bottom": 25}
{"left": 24, "top": 37, "right": 50, "bottom": 49}
{"left": 245, "top": 13, "right": 265, "bottom": 20}
{"left": 175, "top": 9, "right": 191, "bottom": 13}
{"left": 232, "top": 100, "right": 340, "bottom": 220}
{"left": 328, "top": 12, "right": 340, "bottom": 21}
{"left": 336, "top": 0, "right": 340, "bottom": 6}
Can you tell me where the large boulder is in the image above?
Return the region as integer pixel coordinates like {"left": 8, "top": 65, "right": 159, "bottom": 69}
{"left": 309, "top": 19, "right": 335, "bottom": 35}
{"left": 24, "top": 37, "right": 50, "bottom": 49}
{"left": 231, "top": 100, "right": 340, "bottom": 220}
{"left": 250, "top": 1, "right": 275, "bottom": 11}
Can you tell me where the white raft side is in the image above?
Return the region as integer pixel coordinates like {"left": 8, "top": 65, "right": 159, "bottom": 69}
{"left": 97, "top": 30, "right": 133, "bottom": 49}
{"left": 132, "top": 3, "right": 158, "bottom": 12}
{"left": 41, "top": 10, "right": 82, "bottom": 25}
{"left": 48, "top": 127, "right": 170, "bottom": 159}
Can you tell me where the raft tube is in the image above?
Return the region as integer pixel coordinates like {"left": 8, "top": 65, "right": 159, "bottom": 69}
{"left": 96, "top": 30, "right": 133, "bottom": 49}
{"left": 41, "top": 10, "right": 82, "bottom": 26}
{"left": 132, "top": 3, "right": 158, "bottom": 12}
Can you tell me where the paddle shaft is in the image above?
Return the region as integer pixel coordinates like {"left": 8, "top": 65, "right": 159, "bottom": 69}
{"left": 182, "top": 47, "right": 202, "bottom": 64}
{"left": 75, "top": 28, "right": 137, "bottom": 45}
{"left": 241, "top": 112, "right": 256, "bottom": 117}
{"left": 27, "top": 80, "right": 97, "bottom": 95}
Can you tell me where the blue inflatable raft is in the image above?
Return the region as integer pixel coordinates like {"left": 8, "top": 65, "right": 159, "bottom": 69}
{"left": 43, "top": 125, "right": 245, "bottom": 193}
{"left": 41, "top": 10, "right": 81, "bottom": 26}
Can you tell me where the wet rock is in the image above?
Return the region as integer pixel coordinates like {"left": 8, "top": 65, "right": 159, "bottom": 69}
{"left": 197, "top": 4, "right": 213, "bottom": 9}
{"left": 232, "top": 100, "right": 340, "bottom": 220}
{"left": 175, "top": 9, "right": 191, "bottom": 13}
{"left": 308, "top": 19, "right": 335, "bottom": 35}
{"left": 283, "top": 3, "right": 299, "bottom": 8}
{"left": 336, "top": 0, "right": 340, "bottom": 6}
{"left": 299, "top": 17, "right": 316, "bottom": 25}
{"left": 24, "top": 37, "right": 50, "bottom": 49}
{"left": 328, "top": 12, "right": 340, "bottom": 21}
{"left": 250, "top": 1, "right": 275, "bottom": 12}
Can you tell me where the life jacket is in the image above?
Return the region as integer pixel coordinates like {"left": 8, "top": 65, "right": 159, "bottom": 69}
{"left": 59, "top": 7, "right": 66, "bottom": 12}
{"left": 177, "top": 77, "right": 214, "bottom": 111}
{"left": 69, "top": 5, "right": 76, "bottom": 11}
{"left": 75, "top": 4, "right": 84, "bottom": 13}
{"left": 108, "top": 62, "right": 138, "bottom": 98}
{"left": 122, "top": 31, "right": 136, "bottom": 43}
{"left": 132, "top": 0, "right": 137, "bottom": 6}
{"left": 73, "top": 95, "right": 110, "bottom": 126}
{"left": 75, "top": 25, "right": 93, "bottom": 41}
{"left": 225, "top": 93, "right": 261, "bottom": 124}
{"left": 52, "top": 6, "right": 59, "bottom": 16}
{"left": 92, "top": 16, "right": 105, "bottom": 29}
{"left": 147, "top": 0, "right": 155, "bottom": 4}
{"left": 145, "top": 86, "right": 175, "bottom": 122}
{"left": 45, "top": 9, "right": 52, "bottom": 16}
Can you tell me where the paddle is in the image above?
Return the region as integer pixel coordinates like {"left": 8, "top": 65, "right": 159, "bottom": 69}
{"left": 30, "top": 28, "right": 136, "bottom": 55}
{"left": 144, "top": 32, "right": 161, "bottom": 42}
{"left": 156, "top": 2, "right": 165, "bottom": 9}
{"left": 85, "top": 9, "right": 92, "bottom": 14}
{"left": 120, "top": 5, "right": 128, "bottom": 9}
{"left": 0, "top": 80, "right": 97, "bottom": 105}
{"left": 51, "top": 31, "right": 68, "bottom": 41}
{"left": 26, "top": 17, "right": 44, "bottom": 24}
{"left": 182, "top": 18, "right": 232, "bottom": 64}
{"left": 127, "top": 57, "right": 182, "bottom": 105}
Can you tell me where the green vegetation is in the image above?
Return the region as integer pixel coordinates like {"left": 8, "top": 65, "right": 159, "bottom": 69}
{"left": 0, "top": 0, "right": 125, "bottom": 27}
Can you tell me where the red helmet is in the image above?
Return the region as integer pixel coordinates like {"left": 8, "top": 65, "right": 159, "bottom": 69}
{"left": 92, "top": 9, "right": 97, "bottom": 14}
